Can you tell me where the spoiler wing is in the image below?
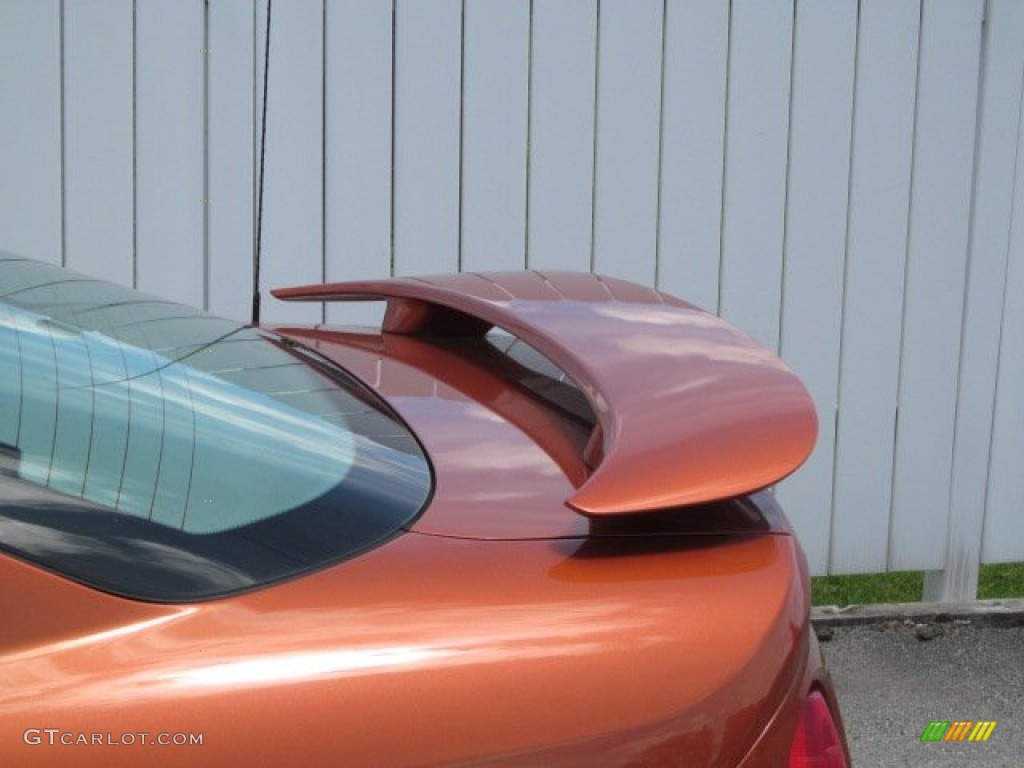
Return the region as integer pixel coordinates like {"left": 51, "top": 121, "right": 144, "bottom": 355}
{"left": 272, "top": 271, "right": 816, "bottom": 516}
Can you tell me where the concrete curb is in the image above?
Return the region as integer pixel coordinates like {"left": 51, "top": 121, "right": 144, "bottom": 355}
{"left": 812, "top": 597, "right": 1024, "bottom": 628}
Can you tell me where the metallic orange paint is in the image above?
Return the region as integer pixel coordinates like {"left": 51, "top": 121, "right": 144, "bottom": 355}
{"left": 1, "top": 513, "right": 822, "bottom": 767}
{"left": 272, "top": 271, "right": 818, "bottom": 516}
{"left": 0, "top": 271, "right": 847, "bottom": 766}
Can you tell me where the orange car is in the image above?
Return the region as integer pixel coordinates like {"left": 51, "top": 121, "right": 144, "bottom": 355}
{"left": 0, "top": 257, "right": 849, "bottom": 767}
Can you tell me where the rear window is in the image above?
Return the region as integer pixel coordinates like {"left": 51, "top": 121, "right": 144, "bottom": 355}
{"left": 0, "top": 257, "right": 431, "bottom": 601}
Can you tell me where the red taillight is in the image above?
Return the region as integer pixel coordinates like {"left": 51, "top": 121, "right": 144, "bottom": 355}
{"left": 788, "top": 690, "right": 848, "bottom": 767}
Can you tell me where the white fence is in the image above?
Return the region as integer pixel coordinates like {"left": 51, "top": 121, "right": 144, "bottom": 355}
{"left": 3, "top": 0, "right": 1024, "bottom": 597}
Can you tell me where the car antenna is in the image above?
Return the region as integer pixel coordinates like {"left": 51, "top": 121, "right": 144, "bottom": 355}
{"left": 252, "top": 0, "right": 273, "bottom": 325}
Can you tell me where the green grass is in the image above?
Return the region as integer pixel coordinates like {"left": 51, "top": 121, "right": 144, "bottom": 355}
{"left": 811, "top": 562, "right": 1024, "bottom": 606}
{"left": 811, "top": 570, "right": 923, "bottom": 606}
{"left": 979, "top": 561, "right": 1024, "bottom": 599}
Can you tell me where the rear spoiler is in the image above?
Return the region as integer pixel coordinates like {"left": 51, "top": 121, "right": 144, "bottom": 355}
{"left": 272, "top": 271, "right": 816, "bottom": 516}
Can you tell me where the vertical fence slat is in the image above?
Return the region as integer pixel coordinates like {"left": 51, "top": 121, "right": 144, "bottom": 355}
{"left": 323, "top": 0, "right": 393, "bottom": 327}
{"left": 0, "top": 0, "right": 62, "bottom": 265}
{"left": 135, "top": 0, "right": 204, "bottom": 307}
{"left": 831, "top": 0, "right": 920, "bottom": 574}
{"left": 591, "top": 0, "right": 662, "bottom": 285}
{"left": 775, "top": 0, "right": 857, "bottom": 575}
{"left": 719, "top": 0, "right": 793, "bottom": 350}
{"left": 656, "top": 0, "right": 728, "bottom": 313}
{"left": 460, "top": 0, "right": 529, "bottom": 272}
{"left": 932, "top": 0, "right": 1024, "bottom": 596}
{"left": 393, "top": 0, "right": 462, "bottom": 276}
{"left": 259, "top": 0, "right": 323, "bottom": 324}
{"left": 207, "top": 0, "right": 254, "bottom": 322}
{"left": 986, "top": 48, "right": 1024, "bottom": 564}
{"left": 890, "top": 0, "right": 984, "bottom": 571}
{"left": 63, "top": 0, "right": 134, "bottom": 284}
{"left": 526, "top": 0, "right": 596, "bottom": 272}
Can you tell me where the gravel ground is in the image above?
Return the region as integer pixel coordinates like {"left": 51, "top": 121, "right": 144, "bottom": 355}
{"left": 819, "top": 621, "right": 1024, "bottom": 767}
